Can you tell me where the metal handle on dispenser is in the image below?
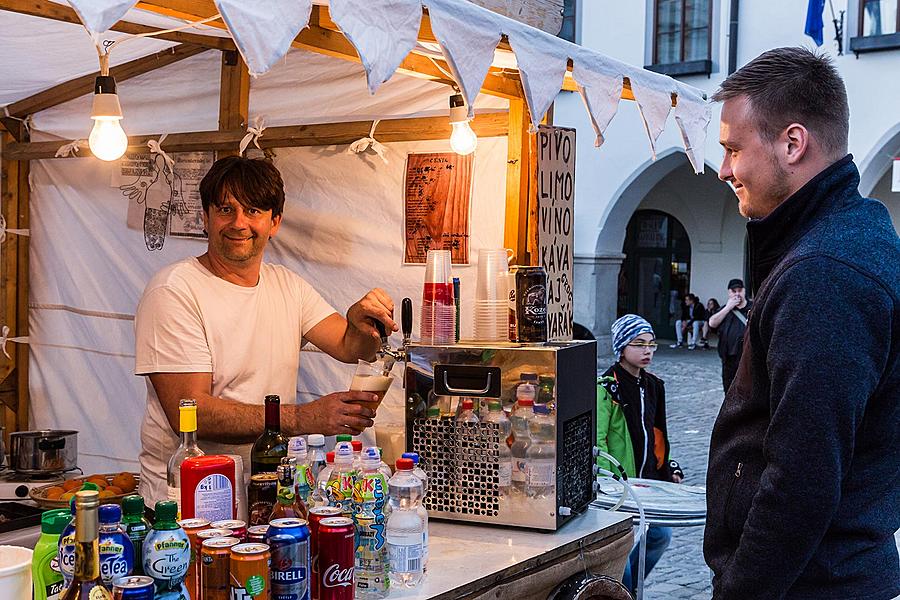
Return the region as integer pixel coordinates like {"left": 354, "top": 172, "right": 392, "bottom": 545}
{"left": 442, "top": 371, "right": 493, "bottom": 394}
{"left": 433, "top": 364, "right": 502, "bottom": 398}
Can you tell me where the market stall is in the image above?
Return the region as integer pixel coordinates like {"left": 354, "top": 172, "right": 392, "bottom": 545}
{"left": 0, "top": 0, "right": 711, "bottom": 597}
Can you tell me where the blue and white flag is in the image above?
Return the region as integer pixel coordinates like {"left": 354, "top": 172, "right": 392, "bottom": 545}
{"left": 805, "top": 0, "right": 826, "bottom": 46}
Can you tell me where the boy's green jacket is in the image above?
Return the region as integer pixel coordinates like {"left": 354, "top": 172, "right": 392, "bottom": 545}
{"left": 595, "top": 375, "right": 637, "bottom": 478}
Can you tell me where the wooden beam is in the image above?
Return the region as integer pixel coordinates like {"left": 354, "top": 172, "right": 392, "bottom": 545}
{"left": 217, "top": 49, "right": 250, "bottom": 159}
{"left": 504, "top": 98, "right": 532, "bottom": 264}
{"left": 467, "top": 0, "right": 564, "bottom": 34}
{"left": 14, "top": 146, "right": 29, "bottom": 433}
{"left": 0, "top": 0, "right": 234, "bottom": 50}
{"left": 5, "top": 44, "right": 208, "bottom": 119}
{"left": 2, "top": 112, "right": 510, "bottom": 160}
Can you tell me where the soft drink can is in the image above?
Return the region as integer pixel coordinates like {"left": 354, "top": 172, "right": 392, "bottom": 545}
{"left": 247, "top": 524, "right": 270, "bottom": 543}
{"left": 201, "top": 536, "right": 240, "bottom": 600}
{"left": 266, "top": 518, "right": 310, "bottom": 600}
{"left": 308, "top": 506, "right": 341, "bottom": 600}
{"left": 197, "top": 527, "right": 234, "bottom": 541}
{"left": 211, "top": 519, "right": 247, "bottom": 541}
{"left": 178, "top": 517, "right": 210, "bottom": 600}
{"left": 316, "top": 517, "right": 355, "bottom": 600}
{"left": 111, "top": 575, "right": 155, "bottom": 600}
{"left": 230, "top": 542, "right": 271, "bottom": 599}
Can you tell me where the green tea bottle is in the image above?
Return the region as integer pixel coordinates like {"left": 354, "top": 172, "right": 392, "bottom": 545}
{"left": 121, "top": 495, "right": 151, "bottom": 576}
{"left": 33, "top": 509, "right": 70, "bottom": 600}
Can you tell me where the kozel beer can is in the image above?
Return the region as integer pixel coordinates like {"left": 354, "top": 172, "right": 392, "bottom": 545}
{"left": 230, "top": 542, "right": 272, "bottom": 600}
{"left": 266, "top": 518, "right": 311, "bottom": 600}
{"left": 201, "top": 536, "right": 240, "bottom": 600}
{"left": 308, "top": 506, "right": 341, "bottom": 600}
{"left": 511, "top": 266, "right": 548, "bottom": 343}
{"left": 111, "top": 575, "right": 155, "bottom": 600}
{"left": 317, "top": 517, "right": 355, "bottom": 600}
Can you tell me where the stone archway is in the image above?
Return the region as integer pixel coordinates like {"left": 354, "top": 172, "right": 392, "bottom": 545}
{"left": 859, "top": 123, "right": 900, "bottom": 232}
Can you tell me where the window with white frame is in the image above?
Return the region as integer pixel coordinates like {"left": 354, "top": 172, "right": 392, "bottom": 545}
{"left": 860, "top": 0, "right": 899, "bottom": 36}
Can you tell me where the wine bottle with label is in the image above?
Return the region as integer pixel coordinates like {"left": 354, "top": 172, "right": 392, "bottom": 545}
{"left": 166, "top": 399, "right": 204, "bottom": 515}
{"left": 250, "top": 394, "right": 288, "bottom": 475}
{"left": 60, "top": 490, "right": 112, "bottom": 600}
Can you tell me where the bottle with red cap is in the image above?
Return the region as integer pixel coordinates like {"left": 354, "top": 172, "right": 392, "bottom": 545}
{"left": 386, "top": 458, "right": 424, "bottom": 588}
{"left": 457, "top": 398, "right": 480, "bottom": 424}
{"left": 510, "top": 374, "right": 537, "bottom": 495}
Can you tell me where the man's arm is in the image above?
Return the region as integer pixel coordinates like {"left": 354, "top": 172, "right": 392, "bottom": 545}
{"left": 716, "top": 258, "right": 890, "bottom": 599}
{"left": 149, "top": 372, "right": 377, "bottom": 442}
{"left": 708, "top": 301, "right": 737, "bottom": 329}
{"left": 305, "top": 288, "right": 397, "bottom": 364}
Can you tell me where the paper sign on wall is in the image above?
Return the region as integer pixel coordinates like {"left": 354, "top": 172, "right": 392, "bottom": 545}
{"left": 536, "top": 125, "right": 576, "bottom": 342}
{"left": 404, "top": 152, "right": 473, "bottom": 264}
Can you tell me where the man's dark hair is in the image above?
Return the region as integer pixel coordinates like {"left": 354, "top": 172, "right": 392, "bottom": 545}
{"left": 199, "top": 156, "right": 286, "bottom": 218}
{"left": 712, "top": 47, "right": 849, "bottom": 158}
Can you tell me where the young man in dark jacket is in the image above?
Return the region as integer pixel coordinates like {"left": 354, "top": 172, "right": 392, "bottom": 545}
{"left": 704, "top": 47, "right": 900, "bottom": 600}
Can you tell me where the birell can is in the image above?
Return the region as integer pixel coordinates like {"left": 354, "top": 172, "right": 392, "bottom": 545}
{"left": 266, "top": 518, "right": 310, "bottom": 600}
{"left": 211, "top": 519, "right": 247, "bottom": 541}
{"left": 200, "top": 536, "right": 240, "bottom": 600}
{"left": 307, "top": 506, "right": 341, "bottom": 600}
{"left": 316, "top": 517, "right": 355, "bottom": 600}
{"left": 111, "top": 575, "right": 155, "bottom": 600}
{"left": 230, "top": 542, "right": 272, "bottom": 600}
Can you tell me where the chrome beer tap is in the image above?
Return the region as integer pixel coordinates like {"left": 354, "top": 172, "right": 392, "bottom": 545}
{"left": 374, "top": 297, "right": 413, "bottom": 376}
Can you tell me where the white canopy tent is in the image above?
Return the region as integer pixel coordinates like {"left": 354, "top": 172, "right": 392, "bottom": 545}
{"left": 0, "top": 0, "right": 710, "bottom": 474}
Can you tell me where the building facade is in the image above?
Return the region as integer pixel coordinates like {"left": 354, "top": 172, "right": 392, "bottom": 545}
{"left": 556, "top": 0, "right": 900, "bottom": 345}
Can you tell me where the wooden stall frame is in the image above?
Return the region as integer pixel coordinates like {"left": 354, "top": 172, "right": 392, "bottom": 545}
{"left": 0, "top": 0, "right": 671, "bottom": 436}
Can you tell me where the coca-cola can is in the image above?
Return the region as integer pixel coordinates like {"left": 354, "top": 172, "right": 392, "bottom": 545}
{"left": 308, "top": 506, "right": 341, "bottom": 600}
{"left": 316, "top": 516, "right": 355, "bottom": 600}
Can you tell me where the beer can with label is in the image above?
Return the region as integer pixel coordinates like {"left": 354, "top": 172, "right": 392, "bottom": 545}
{"left": 316, "top": 517, "right": 355, "bottom": 600}
{"left": 178, "top": 517, "right": 210, "bottom": 600}
{"left": 512, "top": 266, "right": 548, "bottom": 343}
{"left": 112, "top": 575, "right": 154, "bottom": 600}
{"left": 248, "top": 473, "right": 278, "bottom": 526}
{"left": 266, "top": 518, "right": 310, "bottom": 600}
{"left": 211, "top": 519, "right": 247, "bottom": 541}
{"left": 200, "top": 536, "right": 240, "bottom": 600}
{"left": 308, "top": 506, "right": 341, "bottom": 600}
{"left": 247, "top": 524, "right": 270, "bottom": 543}
{"left": 230, "top": 542, "right": 271, "bottom": 599}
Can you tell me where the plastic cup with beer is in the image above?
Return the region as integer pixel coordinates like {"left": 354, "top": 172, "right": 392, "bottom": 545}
{"left": 349, "top": 359, "right": 395, "bottom": 412}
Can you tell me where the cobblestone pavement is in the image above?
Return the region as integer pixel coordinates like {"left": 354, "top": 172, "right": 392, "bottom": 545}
{"left": 598, "top": 343, "right": 724, "bottom": 600}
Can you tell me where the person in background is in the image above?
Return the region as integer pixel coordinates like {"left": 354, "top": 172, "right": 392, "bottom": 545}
{"left": 596, "top": 314, "right": 683, "bottom": 595}
{"left": 684, "top": 294, "right": 707, "bottom": 350}
{"left": 670, "top": 294, "right": 689, "bottom": 348}
{"left": 706, "top": 279, "right": 750, "bottom": 393}
{"left": 705, "top": 47, "right": 899, "bottom": 599}
{"left": 700, "top": 298, "right": 721, "bottom": 349}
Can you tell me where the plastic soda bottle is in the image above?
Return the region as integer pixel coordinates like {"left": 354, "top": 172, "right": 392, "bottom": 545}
{"left": 376, "top": 448, "right": 393, "bottom": 481}
{"left": 143, "top": 500, "right": 191, "bottom": 598}
{"left": 484, "top": 401, "right": 513, "bottom": 496}
{"left": 525, "top": 403, "right": 557, "bottom": 498}
{"left": 326, "top": 441, "right": 356, "bottom": 517}
{"left": 121, "top": 495, "right": 151, "bottom": 577}
{"left": 457, "top": 398, "right": 480, "bottom": 423}
{"left": 98, "top": 504, "right": 135, "bottom": 587}
{"left": 33, "top": 509, "right": 69, "bottom": 600}
{"left": 311, "top": 451, "right": 335, "bottom": 508}
{"left": 510, "top": 382, "right": 536, "bottom": 495}
{"left": 401, "top": 452, "right": 429, "bottom": 570}
{"left": 387, "top": 458, "right": 425, "bottom": 588}
{"left": 307, "top": 433, "right": 328, "bottom": 480}
{"left": 353, "top": 447, "right": 390, "bottom": 598}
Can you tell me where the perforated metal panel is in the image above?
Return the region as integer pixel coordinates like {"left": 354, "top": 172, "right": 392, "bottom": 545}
{"left": 412, "top": 419, "right": 502, "bottom": 517}
{"left": 558, "top": 411, "right": 593, "bottom": 512}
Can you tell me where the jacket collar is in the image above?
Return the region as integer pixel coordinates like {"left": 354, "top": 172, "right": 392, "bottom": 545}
{"left": 745, "top": 154, "right": 858, "bottom": 295}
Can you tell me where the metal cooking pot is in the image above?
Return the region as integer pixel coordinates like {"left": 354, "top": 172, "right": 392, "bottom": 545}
{"left": 9, "top": 430, "right": 78, "bottom": 475}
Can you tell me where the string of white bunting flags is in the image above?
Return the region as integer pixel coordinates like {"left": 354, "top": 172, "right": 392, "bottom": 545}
{"left": 65, "top": 0, "right": 711, "bottom": 173}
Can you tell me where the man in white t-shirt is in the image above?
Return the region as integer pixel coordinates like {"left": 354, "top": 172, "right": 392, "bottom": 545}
{"left": 134, "top": 157, "right": 396, "bottom": 504}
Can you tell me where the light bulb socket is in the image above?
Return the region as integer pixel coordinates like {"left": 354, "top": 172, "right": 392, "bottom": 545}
{"left": 94, "top": 75, "right": 117, "bottom": 95}
{"left": 91, "top": 92, "right": 123, "bottom": 120}
{"left": 449, "top": 94, "right": 469, "bottom": 124}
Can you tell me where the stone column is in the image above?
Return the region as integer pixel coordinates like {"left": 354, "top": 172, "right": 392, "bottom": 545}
{"left": 574, "top": 252, "right": 625, "bottom": 352}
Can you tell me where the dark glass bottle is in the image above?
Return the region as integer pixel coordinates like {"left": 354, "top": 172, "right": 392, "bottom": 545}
{"left": 60, "top": 490, "right": 112, "bottom": 600}
{"left": 250, "top": 395, "right": 288, "bottom": 475}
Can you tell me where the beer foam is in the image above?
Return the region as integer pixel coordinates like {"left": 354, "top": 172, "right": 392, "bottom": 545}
{"left": 350, "top": 374, "right": 393, "bottom": 393}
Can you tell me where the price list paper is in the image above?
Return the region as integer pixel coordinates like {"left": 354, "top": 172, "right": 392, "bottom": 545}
{"left": 404, "top": 152, "right": 473, "bottom": 264}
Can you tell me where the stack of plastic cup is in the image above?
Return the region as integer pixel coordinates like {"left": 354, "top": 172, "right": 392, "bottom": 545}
{"left": 421, "top": 250, "right": 456, "bottom": 344}
{"left": 473, "top": 249, "right": 511, "bottom": 342}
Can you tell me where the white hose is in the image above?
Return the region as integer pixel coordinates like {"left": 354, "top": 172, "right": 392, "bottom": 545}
{"left": 594, "top": 449, "right": 648, "bottom": 600}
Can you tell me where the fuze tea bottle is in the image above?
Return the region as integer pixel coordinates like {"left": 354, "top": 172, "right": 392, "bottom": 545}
{"left": 98, "top": 504, "right": 135, "bottom": 587}
{"left": 33, "top": 509, "right": 70, "bottom": 600}
{"left": 122, "top": 495, "right": 151, "bottom": 576}
{"left": 144, "top": 500, "right": 191, "bottom": 599}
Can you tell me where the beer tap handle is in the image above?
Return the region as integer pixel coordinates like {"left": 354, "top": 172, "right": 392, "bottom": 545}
{"left": 401, "top": 298, "right": 413, "bottom": 343}
{"left": 374, "top": 318, "right": 389, "bottom": 346}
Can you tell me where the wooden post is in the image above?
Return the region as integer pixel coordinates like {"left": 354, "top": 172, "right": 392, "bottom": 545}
{"left": 218, "top": 50, "right": 250, "bottom": 158}
{"left": 504, "top": 98, "right": 534, "bottom": 265}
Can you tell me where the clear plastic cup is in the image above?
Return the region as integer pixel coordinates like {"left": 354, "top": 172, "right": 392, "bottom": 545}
{"left": 350, "top": 359, "right": 395, "bottom": 412}
{"left": 476, "top": 249, "right": 512, "bottom": 301}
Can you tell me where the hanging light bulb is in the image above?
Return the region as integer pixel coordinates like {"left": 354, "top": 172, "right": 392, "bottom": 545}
{"left": 449, "top": 94, "right": 477, "bottom": 156}
{"left": 89, "top": 75, "right": 128, "bottom": 161}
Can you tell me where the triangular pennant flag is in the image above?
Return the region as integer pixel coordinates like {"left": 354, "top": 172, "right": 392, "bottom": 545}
{"left": 330, "top": 0, "right": 422, "bottom": 94}
{"left": 627, "top": 70, "right": 675, "bottom": 160}
{"left": 215, "top": 0, "right": 312, "bottom": 76}
{"left": 508, "top": 27, "right": 570, "bottom": 130}
{"left": 571, "top": 50, "right": 628, "bottom": 148}
{"left": 674, "top": 83, "right": 711, "bottom": 174}
{"left": 426, "top": 0, "right": 502, "bottom": 117}
{"left": 67, "top": 0, "right": 137, "bottom": 36}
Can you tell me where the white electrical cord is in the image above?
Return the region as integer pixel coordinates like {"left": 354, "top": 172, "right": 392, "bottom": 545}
{"left": 595, "top": 449, "right": 648, "bottom": 600}
{"left": 101, "top": 14, "right": 224, "bottom": 55}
